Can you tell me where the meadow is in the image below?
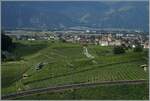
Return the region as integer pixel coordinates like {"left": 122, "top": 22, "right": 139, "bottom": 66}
{"left": 1, "top": 40, "right": 149, "bottom": 99}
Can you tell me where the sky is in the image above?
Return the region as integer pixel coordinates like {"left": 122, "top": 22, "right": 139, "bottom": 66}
{"left": 1, "top": 1, "right": 149, "bottom": 31}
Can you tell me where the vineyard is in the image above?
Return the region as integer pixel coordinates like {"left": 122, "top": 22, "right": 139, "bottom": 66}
{"left": 15, "top": 83, "right": 149, "bottom": 100}
{"left": 1, "top": 40, "right": 149, "bottom": 99}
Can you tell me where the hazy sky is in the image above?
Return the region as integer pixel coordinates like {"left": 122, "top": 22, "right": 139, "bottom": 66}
{"left": 2, "top": 0, "right": 149, "bottom": 31}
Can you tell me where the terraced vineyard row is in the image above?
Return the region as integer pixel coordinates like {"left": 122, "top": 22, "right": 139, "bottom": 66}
{"left": 22, "top": 60, "right": 147, "bottom": 90}
{"left": 2, "top": 41, "right": 148, "bottom": 95}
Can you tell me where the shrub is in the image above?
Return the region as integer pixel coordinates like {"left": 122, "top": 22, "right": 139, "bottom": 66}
{"left": 113, "top": 46, "right": 125, "bottom": 54}
{"left": 1, "top": 31, "right": 14, "bottom": 52}
{"left": 60, "top": 38, "right": 66, "bottom": 43}
{"left": 133, "top": 45, "right": 143, "bottom": 52}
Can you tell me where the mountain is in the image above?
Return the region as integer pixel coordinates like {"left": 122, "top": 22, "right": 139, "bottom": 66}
{"left": 1, "top": 1, "right": 149, "bottom": 32}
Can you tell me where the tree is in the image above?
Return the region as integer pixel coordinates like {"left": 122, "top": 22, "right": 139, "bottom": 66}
{"left": 59, "top": 37, "right": 66, "bottom": 43}
{"left": 1, "top": 54, "right": 6, "bottom": 61}
{"left": 1, "top": 31, "right": 13, "bottom": 51}
{"left": 1, "top": 31, "right": 15, "bottom": 61}
{"left": 133, "top": 45, "right": 143, "bottom": 52}
{"left": 113, "top": 46, "right": 125, "bottom": 54}
{"left": 121, "top": 43, "right": 128, "bottom": 50}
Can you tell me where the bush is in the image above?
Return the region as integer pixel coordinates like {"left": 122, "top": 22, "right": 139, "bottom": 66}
{"left": 133, "top": 45, "right": 143, "bottom": 52}
{"left": 121, "top": 43, "right": 129, "bottom": 50}
{"left": 60, "top": 38, "right": 66, "bottom": 43}
{"left": 113, "top": 46, "right": 125, "bottom": 54}
{"left": 1, "top": 32, "right": 13, "bottom": 51}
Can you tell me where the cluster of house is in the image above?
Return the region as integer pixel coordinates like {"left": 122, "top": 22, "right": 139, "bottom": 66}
{"left": 60, "top": 33, "right": 149, "bottom": 48}
{"left": 5, "top": 30, "right": 59, "bottom": 41}
{"left": 5, "top": 30, "right": 149, "bottom": 48}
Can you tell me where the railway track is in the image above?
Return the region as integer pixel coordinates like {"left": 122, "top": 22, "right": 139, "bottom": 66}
{"left": 2, "top": 79, "right": 148, "bottom": 100}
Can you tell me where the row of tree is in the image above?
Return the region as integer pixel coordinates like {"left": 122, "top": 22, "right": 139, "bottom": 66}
{"left": 113, "top": 44, "right": 143, "bottom": 54}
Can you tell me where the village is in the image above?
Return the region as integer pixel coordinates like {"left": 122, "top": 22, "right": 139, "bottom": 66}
{"left": 5, "top": 29, "right": 149, "bottom": 49}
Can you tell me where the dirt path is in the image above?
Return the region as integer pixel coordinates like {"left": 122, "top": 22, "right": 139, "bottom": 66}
{"left": 2, "top": 79, "right": 147, "bottom": 100}
{"left": 83, "top": 47, "right": 94, "bottom": 59}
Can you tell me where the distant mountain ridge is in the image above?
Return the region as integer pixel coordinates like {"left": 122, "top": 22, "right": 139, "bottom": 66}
{"left": 1, "top": 1, "right": 149, "bottom": 32}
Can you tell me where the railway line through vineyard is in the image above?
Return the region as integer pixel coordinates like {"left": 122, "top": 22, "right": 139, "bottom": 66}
{"left": 2, "top": 79, "right": 148, "bottom": 100}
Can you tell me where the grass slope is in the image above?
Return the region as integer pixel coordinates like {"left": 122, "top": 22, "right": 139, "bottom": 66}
{"left": 15, "top": 83, "right": 149, "bottom": 100}
{"left": 1, "top": 40, "right": 149, "bottom": 99}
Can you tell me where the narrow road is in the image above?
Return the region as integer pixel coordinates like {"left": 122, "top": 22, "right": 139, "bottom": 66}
{"left": 2, "top": 79, "right": 147, "bottom": 100}
{"left": 83, "top": 47, "right": 94, "bottom": 59}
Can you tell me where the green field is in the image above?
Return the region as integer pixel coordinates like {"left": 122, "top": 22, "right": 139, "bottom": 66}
{"left": 15, "top": 83, "right": 149, "bottom": 100}
{"left": 1, "top": 40, "right": 149, "bottom": 99}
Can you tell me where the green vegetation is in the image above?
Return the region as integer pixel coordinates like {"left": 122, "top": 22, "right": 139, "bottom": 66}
{"left": 12, "top": 40, "right": 48, "bottom": 59}
{"left": 16, "top": 83, "right": 149, "bottom": 100}
{"left": 1, "top": 40, "right": 149, "bottom": 99}
{"left": 1, "top": 31, "right": 14, "bottom": 52}
{"left": 134, "top": 45, "right": 143, "bottom": 52}
{"left": 1, "top": 31, "right": 15, "bottom": 61}
{"left": 113, "top": 45, "right": 125, "bottom": 54}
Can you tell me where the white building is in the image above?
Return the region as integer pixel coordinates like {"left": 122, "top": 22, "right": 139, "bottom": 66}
{"left": 109, "top": 40, "right": 121, "bottom": 46}
{"left": 28, "top": 38, "right": 35, "bottom": 41}
{"left": 99, "top": 40, "right": 109, "bottom": 46}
